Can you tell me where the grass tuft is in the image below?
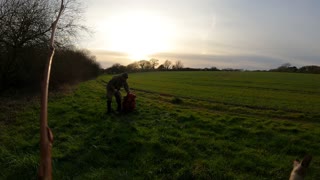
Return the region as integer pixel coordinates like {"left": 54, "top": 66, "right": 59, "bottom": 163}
{"left": 171, "top": 97, "right": 183, "bottom": 104}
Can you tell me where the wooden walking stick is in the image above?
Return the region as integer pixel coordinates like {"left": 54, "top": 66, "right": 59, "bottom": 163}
{"left": 38, "top": 1, "right": 64, "bottom": 179}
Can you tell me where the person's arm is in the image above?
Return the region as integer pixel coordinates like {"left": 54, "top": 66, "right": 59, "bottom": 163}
{"left": 124, "top": 81, "right": 130, "bottom": 94}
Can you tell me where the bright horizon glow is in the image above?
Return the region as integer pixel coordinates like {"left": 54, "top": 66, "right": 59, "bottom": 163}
{"left": 98, "top": 11, "right": 176, "bottom": 60}
{"left": 81, "top": 0, "right": 320, "bottom": 69}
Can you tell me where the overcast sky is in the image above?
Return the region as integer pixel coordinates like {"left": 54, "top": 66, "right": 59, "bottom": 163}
{"left": 79, "top": 0, "right": 320, "bottom": 70}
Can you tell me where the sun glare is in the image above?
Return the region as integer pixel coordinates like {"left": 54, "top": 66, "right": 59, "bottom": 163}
{"left": 102, "top": 12, "right": 175, "bottom": 60}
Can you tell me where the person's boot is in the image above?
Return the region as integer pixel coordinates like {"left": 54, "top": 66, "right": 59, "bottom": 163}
{"left": 115, "top": 95, "right": 122, "bottom": 112}
{"left": 107, "top": 100, "right": 112, "bottom": 113}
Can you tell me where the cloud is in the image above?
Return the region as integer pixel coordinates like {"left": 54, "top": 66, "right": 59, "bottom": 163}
{"left": 89, "top": 49, "right": 130, "bottom": 68}
{"left": 89, "top": 49, "right": 320, "bottom": 70}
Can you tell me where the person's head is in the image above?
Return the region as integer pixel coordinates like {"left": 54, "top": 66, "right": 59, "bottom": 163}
{"left": 121, "top": 72, "right": 128, "bottom": 80}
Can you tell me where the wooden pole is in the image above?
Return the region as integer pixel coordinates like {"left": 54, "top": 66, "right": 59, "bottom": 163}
{"left": 38, "top": 1, "right": 64, "bottom": 179}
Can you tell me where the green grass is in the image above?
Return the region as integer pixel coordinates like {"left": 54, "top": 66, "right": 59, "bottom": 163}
{"left": 1, "top": 71, "right": 320, "bottom": 179}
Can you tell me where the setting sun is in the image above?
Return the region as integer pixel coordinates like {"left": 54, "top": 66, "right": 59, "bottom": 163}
{"left": 101, "top": 12, "right": 176, "bottom": 60}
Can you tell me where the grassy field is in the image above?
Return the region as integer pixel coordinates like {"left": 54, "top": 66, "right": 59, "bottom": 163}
{"left": 1, "top": 71, "right": 320, "bottom": 179}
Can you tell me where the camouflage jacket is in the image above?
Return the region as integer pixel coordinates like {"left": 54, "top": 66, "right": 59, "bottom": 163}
{"left": 107, "top": 74, "right": 130, "bottom": 93}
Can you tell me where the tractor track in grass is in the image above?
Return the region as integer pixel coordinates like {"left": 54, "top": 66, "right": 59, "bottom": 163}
{"left": 132, "top": 88, "right": 320, "bottom": 123}
{"left": 96, "top": 80, "right": 319, "bottom": 123}
{"left": 99, "top": 79, "right": 319, "bottom": 95}
{"left": 131, "top": 88, "right": 300, "bottom": 113}
{"left": 207, "top": 83, "right": 319, "bottom": 95}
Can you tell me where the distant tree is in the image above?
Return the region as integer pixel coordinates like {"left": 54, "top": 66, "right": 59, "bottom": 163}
{"left": 105, "top": 63, "right": 126, "bottom": 74}
{"left": 298, "top": 65, "right": 320, "bottom": 74}
{"left": 181, "top": 67, "right": 198, "bottom": 71}
{"left": 163, "top": 60, "right": 172, "bottom": 70}
{"left": 280, "top": 63, "right": 292, "bottom": 68}
{"left": 272, "top": 63, "right": 297, "bottom": 72}
{"left": 210, "top": 66, "right": 220, "bottom": 71}
{"left": 126, "top": 61, "right": 140, "bottom": 72}
{"left": 173, "top": 60, "right": 184, "bottom": 70}
{"left": 138, "top": 60, "right": 152, "bottom": 70}
{"left": 222, "top": 68, "right": 243, "bottom": 72}
{"left": 149, "top": 58, "right": 159, "bottom": 69}
{"left": 288, "top": 66, "right": 298, "bottom": 72}
{"left": 269, "top": 64, "right": 320, "bottom": 74}
{"left": 157, "top": 64, "right": 165, "bottom": 70}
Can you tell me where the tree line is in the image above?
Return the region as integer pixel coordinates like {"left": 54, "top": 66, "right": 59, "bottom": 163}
{"left": 105, "top": 60, "right": 320, "bottom": 74}
{"left": 105, "top": 59, "right": 187, "bottom": 74}
{"left": 0, "top": 0, "right": 101, "bottom": 92}
{"left": 103, "top": 59, "right": 243, "bottom": 74}
{"left": 269, "top": 63, "right": 320, "bottom": 74}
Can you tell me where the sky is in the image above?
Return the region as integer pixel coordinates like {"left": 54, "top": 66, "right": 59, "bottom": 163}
{"left": 78, "top": 0, "right": 320, "bottom": 70}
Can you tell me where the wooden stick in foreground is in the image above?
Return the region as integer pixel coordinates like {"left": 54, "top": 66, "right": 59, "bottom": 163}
{"left": 38, "top": 1, "right": 64, "bottom": 179}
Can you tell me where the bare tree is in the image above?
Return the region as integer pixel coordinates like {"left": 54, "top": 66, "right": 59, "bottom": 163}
{"left": 106, "top": 63, "right": 126, "bottom": 74}
{"left": 279, "top": 63, "right": 292, "bottom": 68}
{"left": 54, "top": 0, "right": 89, "bottom": 46}
{"left": 0, "top": 0, "right": 87, "bottom": 48}
{"left": 163, "top": 59, "right": 172, "bottom": 70}
{"left": 173, "top": 60, "right": 184, "bottom": 70}
{"left": 271, "top": 62, "right": 298, "bottom": 72}
{"left": 157, "top": 64, "right": 165, "bottom": 70}
{"left": 0, "top": 0, "right": 88, "bottom": 88}
{"left": 138, "top": 60, "right": 151, "bottom": 70}
{"left": 149, "top": 58, "right": 159, "bottom": 69}
{"left": 0, "top": 0, "right": 53, "bottom": 87}
{"left": 126, "top": 61, "right": 140, "bottom": 72}
{"left": 0, "top": 0, "right": 51, "bottom": 48}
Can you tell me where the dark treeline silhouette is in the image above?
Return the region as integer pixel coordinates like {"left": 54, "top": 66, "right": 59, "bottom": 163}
{"left": 104, "top": 59, "right": 221, "bottom": 74}
{"left": 269, "top": 63, "right": 320, "bottom": 74}
{"left": 104, "top": 59, "right": 256, "bottom": 74}
{"left": 51, "top": 48, "right": 101, "bottom": 88}
{"left": 0, "top": 0, "right": 101, "bottom": 92}
{"left": 104, "top": 60, "right": 320, "bottom": 75}
{"left": 0, "top": 47, "right": 101, "bottom": 92}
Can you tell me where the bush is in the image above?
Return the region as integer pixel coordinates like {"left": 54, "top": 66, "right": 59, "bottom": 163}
{"left": 50, "top": 49, "right": 102, "bottom": 88}
{"left": 0, "top": 47, "right": 102, "bottom": 92}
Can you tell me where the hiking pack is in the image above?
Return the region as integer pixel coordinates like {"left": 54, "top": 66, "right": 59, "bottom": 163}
{"left": 122, "top": 93, "right": 136, "bottom": 112}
